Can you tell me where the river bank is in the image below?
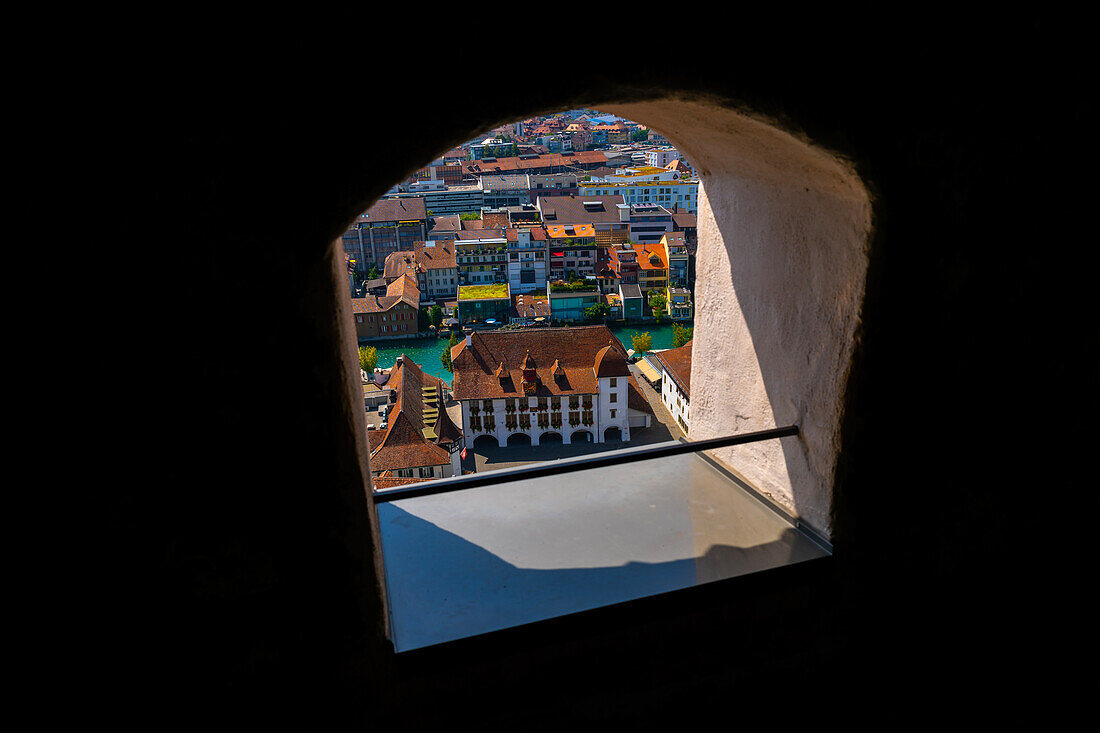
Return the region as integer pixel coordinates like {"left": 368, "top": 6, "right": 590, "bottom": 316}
{"left": 363, "top": 320, "right": 693, "bottom": 383}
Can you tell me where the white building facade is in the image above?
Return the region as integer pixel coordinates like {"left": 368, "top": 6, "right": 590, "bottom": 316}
{"left": 459, "top": 381, "right": 631, "bottom": 447}
{"left": 578, "top": 176, "right": 699, "bottom": 214}
{"left": 450, "top": 327, "right": 636, "bottom": 449}
{"left": 506, "top": 228, "right": 548, "bottom": 293}
{"left": 653, "top": 341, "right": 693, "bottom": 434}
{"left": 661, "top": 371, "right": 690, "bottom": 434}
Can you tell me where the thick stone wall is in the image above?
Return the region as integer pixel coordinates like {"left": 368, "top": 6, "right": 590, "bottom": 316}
{"left": 607, "top": 100, "right": 872, "bottom": 538}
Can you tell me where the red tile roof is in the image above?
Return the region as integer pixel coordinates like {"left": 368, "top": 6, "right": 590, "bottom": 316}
{"left": 369, "top": 411, "right": 449, "bottom": 472}
{"left": 415, "top": 240, "right": 456, "bottom": 270}
{"left": 368, "top": 356, "right": 455, "bottom": 473}
{"left": 450, "top": 326, "right": 629, "bottom": 400}
{"left": 505, "top": 227, "right": 547, "bottom": 242}
{"left": 350, "top": 273, "right": 420, "bottom": 314}
{"left": 654, "top": 340, "right": 693, "bottom": 398}
{"left": 481, "top": 212, "right": 510, "bottom": 230}
{"left": 594, "top": 343, "right": 631, "bottom": 378}
{"left": 372, "top": 475, "right": 428, "bottom": 490}
{"left": 462, "top": 151, "right": 609, "bottom": 176}
{"left": 384, "top": 251, "right": 419, "bottom": 280}
{"left": 355, "top": 197, "right": 427, "bottom": 224}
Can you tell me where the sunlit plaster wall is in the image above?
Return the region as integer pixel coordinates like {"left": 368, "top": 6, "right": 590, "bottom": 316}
{"left": 607, "top": 99, "right": 872, "bottom": 538}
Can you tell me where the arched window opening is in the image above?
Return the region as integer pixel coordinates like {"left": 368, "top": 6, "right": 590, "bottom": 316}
{"left": 349, "top": 101, "right": 871, "bottom": 652}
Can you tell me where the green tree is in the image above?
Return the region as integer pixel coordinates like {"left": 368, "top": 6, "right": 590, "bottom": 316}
{"left": 358, "top": 346, "right": 378, "bottom": 374}
{"left": 441, "top": 332, "right": 460, "bottom": 373}
{"left": 584, "top": 302, "right": 610, "bottom": 323}
{"left": 460, "top": 211, "right": 480, "bottom": 221}
{"left": 430, "top": 305, "right": 443, "bottom": 328}
{"left": 649, "top": 292, "right": 667, "bottom": 321}
{"left": 367, "top": 265, "right": 379, "bottom": 280}
{"left": 418, "top": 307, "right": 431, "bottom": 332}
{"left": 672, "top": 322, "right": 694, "bottom": 348}
{"left": 631, "top": 128, "right": 649, "bottom": 142}
{"left": 631, "top": 331, "right": 652, "bottom": 356}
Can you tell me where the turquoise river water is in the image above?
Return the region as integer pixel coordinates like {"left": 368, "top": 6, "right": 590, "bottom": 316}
{"left": 365, "top": 321, "right": 692, "bottom": 383}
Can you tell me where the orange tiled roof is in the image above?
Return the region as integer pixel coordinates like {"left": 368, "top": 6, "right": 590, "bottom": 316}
{"left": 368, "top": 357, "right": 454, "bottom": 472}
{"left": 373, "top": 474, "right": 429, "bottom": 490}
{"left": 369, "top": 411, "right": 449, "bottom": 472}
{"left": 462, "top": 151, "right": 609, "bottom": 176}
{"left": 415, "top": 240, "right": 456, "bottom": 270}
{"left": 545, "top": 224, "right": 596, "bottom": 238}
{"left": 633, "top": 244, "right": 668, "bottom": 270}
{"left": 384, "top": 251, "right": 420, "bottom": 280}
{"left": 481, "top": 212, "right": 510, "bottom": 229}
{"left": 505, "top": 227, "right": 548, "bottom": 242}
{"left": 451, "top": 326, "right": 629, "bottom": 400}
{"left": 387, "top": 273, "right": 420, "bottom": 308}
{"left": 350, "top": 273, "right": 420, "bottom": 314}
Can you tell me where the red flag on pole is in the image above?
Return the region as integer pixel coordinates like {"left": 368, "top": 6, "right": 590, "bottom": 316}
{"left": 461, "top": 447, "right": 467, "bottom": 460}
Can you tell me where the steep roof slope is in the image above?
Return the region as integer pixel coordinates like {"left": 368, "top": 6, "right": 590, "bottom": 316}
{"left": 451, "top": 326, "right": 629, "bottom": 399}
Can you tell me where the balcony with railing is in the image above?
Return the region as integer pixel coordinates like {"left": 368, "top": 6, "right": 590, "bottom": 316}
{"left": 372, "top": 428, "right": 830, "bottom": 652}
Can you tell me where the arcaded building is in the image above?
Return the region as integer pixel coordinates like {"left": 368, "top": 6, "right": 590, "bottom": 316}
{"left": 449, "top": 325, "right": 649, "bottom": 446}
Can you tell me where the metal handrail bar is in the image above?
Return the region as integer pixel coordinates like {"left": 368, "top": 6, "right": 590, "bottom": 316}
{"left": 372, "top": 425, "right": 798, "bottom": 503}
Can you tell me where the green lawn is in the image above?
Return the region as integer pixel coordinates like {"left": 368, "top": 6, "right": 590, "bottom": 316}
{"left": 459, "top": 284, "right": 508, "bottom": 300}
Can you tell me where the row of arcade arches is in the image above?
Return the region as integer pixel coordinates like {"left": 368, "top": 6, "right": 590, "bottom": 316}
{"left": 472, "top": 426, "right": 623, "bottom": 450}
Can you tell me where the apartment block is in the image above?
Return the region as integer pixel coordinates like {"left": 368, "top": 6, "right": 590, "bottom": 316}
{"left": 506, "top": 227, "right": 549, "bottom": 293}
{"left": 341, "top": 198, "right": 429, "bottom": 274}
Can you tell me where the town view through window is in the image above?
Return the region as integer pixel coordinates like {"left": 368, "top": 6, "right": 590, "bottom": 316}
{"left": 344, "top": 110, "right": 698, "bottom": 489}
